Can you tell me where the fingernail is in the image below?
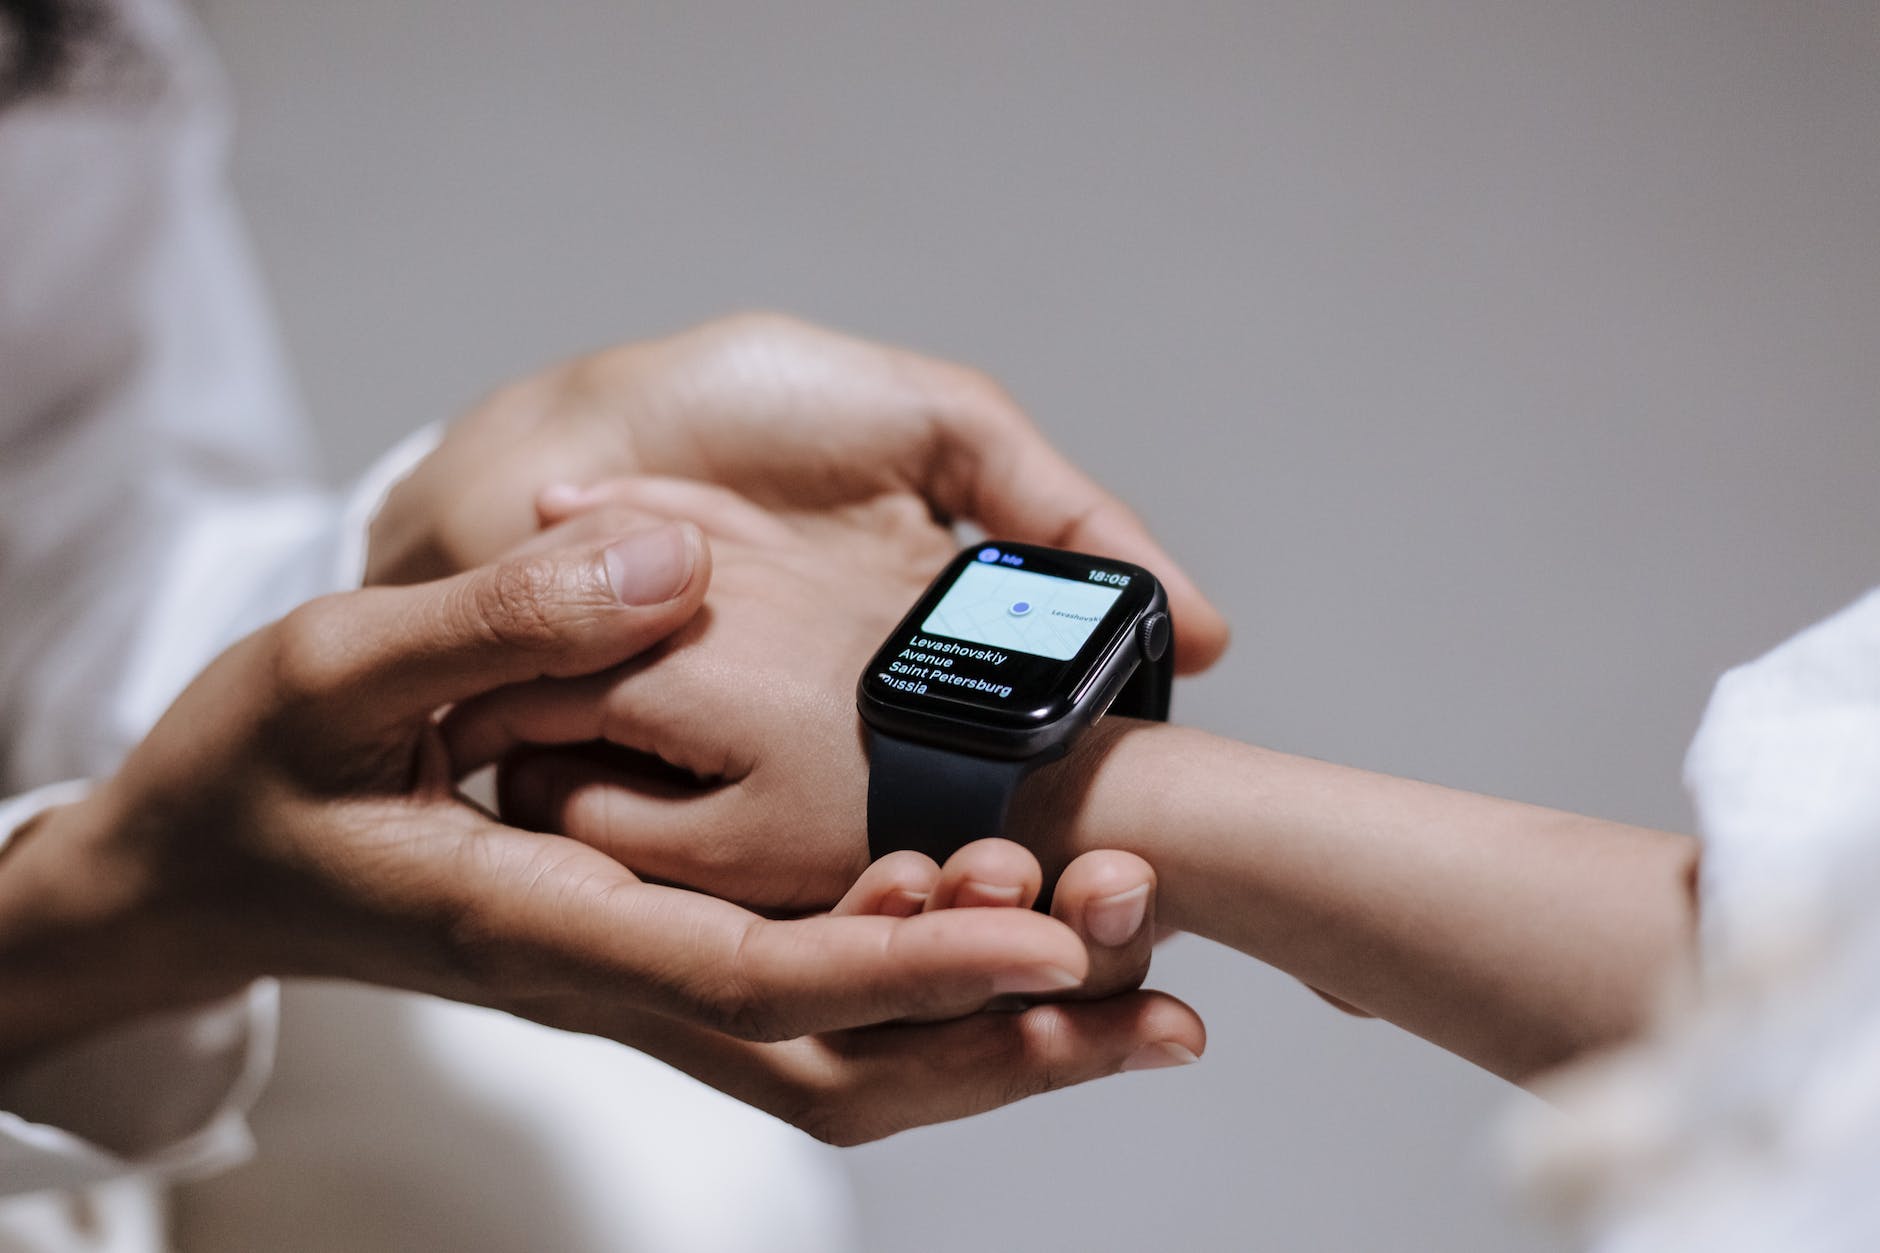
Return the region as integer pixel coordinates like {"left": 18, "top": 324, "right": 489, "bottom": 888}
{"left": 958, "top": 881, "right": 1024, "bottom": 908}
{"left": 1084, "top": 884, "right": 1150, "bottom": 948}
{"left": 881, "top": 888, "right": 929, "bottom": 918}
{"left": 604, "top": 525, "right": 695, "bottom": 604}
{"left": 1121, "top": 1042, "right": 1199, "bottom": 1072}
{"left": 990, "top": 964, "right": 1082, "bottom": 996}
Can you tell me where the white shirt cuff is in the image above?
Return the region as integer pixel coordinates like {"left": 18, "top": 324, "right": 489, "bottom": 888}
{"left": 0, "top": 782, "right": 279, "bottom": 1198}
{"left": 0, "top": 426, "right": 439, "bottom": 1199}
{"left": 0, "top": 781, "right": 92, "bottom": 858}
{"left": 1684, "top": 586, "right": 1880, "bottom": 977}
{"left": 0, "top": 985, "right": 278, "bottom": 1198}
{"left": 333, "top": 421, "right": 445, "bottom": 589}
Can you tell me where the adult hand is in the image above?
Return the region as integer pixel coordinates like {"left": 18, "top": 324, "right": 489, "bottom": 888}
{"left": 366, "top": 312, "right": 1228, "bottom": 673}
{"left": 442, "top": 479, "right": 1127, "bottom": 911}
{"left": 579, "top": 838, "right": 1202, "bottom": 1146}
{"left": 0, "top": 524, "right": 1195, "bottom": 1139}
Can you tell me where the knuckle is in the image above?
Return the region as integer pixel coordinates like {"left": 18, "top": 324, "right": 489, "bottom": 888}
{"left": 428, "top": 844, "right": 523, "bottom": 988}
{"left": 957, "top": 364, "right": 1017, "bottom": 414}
{"left": 710, "top": 309, "right": 807, "bottom": 342}
{"left": 863, "top": 492, "right": 941, "bottom": 543}
{"left": 1031, "top": 1008, "right": 1074, "bottom": 1092}
{"left": 775, "top": 1083, "right": 853, "bottom": 1146}
{"left": 471, "top": 556, "right": 570, "bottom": 655}
{"left": 269, "top": 594, "right": 360, "bottom": 705}
{"left": 436, "top": 900, "right": 511, "bottom": 991}
{"left": 688, "top": 925, "right": 792, "bottom": 1043}
{"left": 702, "top": 984, "right": 785, "bottom": 1044}
{"left": 478, "top": 374, "right": 551, "bottom": 425}
{"left": 777, "top": 1074, "right": 890, "bottom": 1148}
{"left": 799, "top": 1108, "right": 874, "bottom": 1148}
{"left": 432, "top": 840, "right": 613, "bottom": 999}
{"left": 332, "top": 825, "right": 517, "bottom": 995}
{"left": 1049, "top": 497, "right": 1111, "bottom": 549}
{"left": 933, "top": 364, "right": 1022, "bottom": 445}
{"left": 1002, "top": 1005, "right": 1072, "bottom": 1105}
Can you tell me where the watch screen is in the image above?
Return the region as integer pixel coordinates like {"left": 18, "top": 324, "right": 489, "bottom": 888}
{"left": 862, "top": 541, "right": 1157, "bottom": 730}
{"left": 921, "top": 559, "right": 1123, "bottom": 661}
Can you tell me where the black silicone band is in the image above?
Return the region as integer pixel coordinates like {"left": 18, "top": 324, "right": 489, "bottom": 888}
{"left": 865, "top": 728, "right": 1036, "bottom": 864}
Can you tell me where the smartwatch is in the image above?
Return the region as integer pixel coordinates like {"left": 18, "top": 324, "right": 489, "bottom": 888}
{"left": 856, "top": 540, "right": 1172, "bottom": 863}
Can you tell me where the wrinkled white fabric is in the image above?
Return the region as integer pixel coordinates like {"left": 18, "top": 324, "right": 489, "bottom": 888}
{"left": 0, "top": 1, "right": 855, "bottom": 1249}
{"left": 1512, "top": 589, "right": 1880, "bottom": 1251}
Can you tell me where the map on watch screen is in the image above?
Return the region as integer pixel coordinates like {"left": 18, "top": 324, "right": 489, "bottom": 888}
{"left": 921, "top": 561, "right": 1122, "bottom": 661}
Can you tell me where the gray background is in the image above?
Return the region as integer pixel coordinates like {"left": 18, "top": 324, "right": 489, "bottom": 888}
{"left": 191, "top": 1, "right": 1879, "bottom": 1249}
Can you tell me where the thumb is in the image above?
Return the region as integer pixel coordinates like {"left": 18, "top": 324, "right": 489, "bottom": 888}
{"left": 279, "top": 521, "right": 709, "bottom": 732}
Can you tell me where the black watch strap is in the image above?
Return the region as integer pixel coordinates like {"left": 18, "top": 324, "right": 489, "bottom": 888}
{"left": 865, "top": 728, "right": 1037, "bottom": 864}
{"left": 862, "top": 602, "right": 1173, "bottom": 864}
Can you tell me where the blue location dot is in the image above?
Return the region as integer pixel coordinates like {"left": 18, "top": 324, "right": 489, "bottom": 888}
{"left": 978, "top": 547, "right": 1001, "bottom": 563}
{"left": 1009, "top": 601, "right": 1032, "bottom": 617}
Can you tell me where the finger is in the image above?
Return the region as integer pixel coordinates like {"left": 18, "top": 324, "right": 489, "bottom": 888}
{"left": 825, "top": 990, "right": 1205, "bottom": 1138}
{"left": 501, "top": 741, "right": 721, "bottom": 810}
{"left": 507, "top": 501, "right": 684, "bottom": 558}
{"left": 529, "top": 983, "right": 1204, "bottom": 1146}
{"left": 437, "top": 587, "right": 726, "bottom": 779}
{"left": 276, "top": 522, "right": 709, "bottom": 733}
{"left": 830, "top": 851, "right": 941, "bottom": 918}
{"left": 675, "top": 901, "right": 1095, "bottom": 1039}
{"left": 442, "top": 674, "right": 623, "bottom": 776}
{"left": 496, "top": 745, "right": 735, "bottom": 843}
{"left": 493, "top": 746, "right": 869, "bottom": 912}
{"left": 1047, "top": 850, "right": 1157, "bottom": 1001}
{"left": 878, "top": 839, "right": 1047, "bottom": 1022}
{"left": 422, "top": 824, "right": 1098, "bottom": 1039}
{"left": 922, "top": 392, "right": 1231, "bottom": 673}
{"left": 724, "top": 906, "right": 1105, "bottom": 1039}
{"left": 536, "top": 476, "right": 797, "bottom": 547}
{"left": 924, "top": 838, "right": 1044, "bottom": 911}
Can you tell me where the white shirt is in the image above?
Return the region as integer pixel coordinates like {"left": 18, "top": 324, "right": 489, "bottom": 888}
{"left": 0, "top": 2, "right": 854, "bottom": 1249}
{"left": 1512, "top": 589, "right": 1880, "bottom": 1249}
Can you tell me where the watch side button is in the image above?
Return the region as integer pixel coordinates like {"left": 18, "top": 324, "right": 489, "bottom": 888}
{"left": 1138, "top": 612, "right": 1171, "bottom": 663}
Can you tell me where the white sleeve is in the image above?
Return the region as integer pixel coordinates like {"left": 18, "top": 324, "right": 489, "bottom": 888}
{"left": 0, "top": 780, "right": 272, "bottom": 1197}
{"left": 0, "top": 789, "right": 277, "bottom": 1199}
{"left": 0, "top": 428, "right": 437, "bottom": 1202}
{"left": 1509, "top": 589, "right": 1880, "bottom": 1250}
{"left": 1682, "top": 587, "right": 1880, "bottom": 973}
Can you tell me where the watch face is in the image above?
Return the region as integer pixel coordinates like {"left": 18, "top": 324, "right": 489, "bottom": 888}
{"left": 860, "top": 541, "right": 1159, "bottom": 732}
